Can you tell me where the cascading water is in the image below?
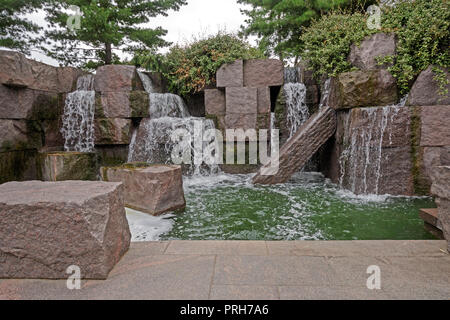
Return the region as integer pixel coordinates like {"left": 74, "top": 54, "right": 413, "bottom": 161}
{"left": 283, "top": 67, "right": 310, "bottom": 138}
{"left": 138, "top": 71, "right": 155, "bottom": 94}
{"left": 338, "top": 96, "right": 408, "bottom": 195}
{"left": 128, "top": 74, "right": 219, "bottom": 175}
{"left": 61, "top": 74, "right": 96, "bottom": 152}
{"left": 149, "top": 93, "right": 191, "bottom": 119}
{"left": 284, "top": 83, "right": 309, "bottom": 138}
{"left": 76, "top": 74, "right": 95, "bottom": 91}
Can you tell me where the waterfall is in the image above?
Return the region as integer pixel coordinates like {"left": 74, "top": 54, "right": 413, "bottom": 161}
{"left": 76, "top": 74, "right": 95, "bottom": 91}
{"left": 61, "top": 90, "right": 96, "bottom": 152}
{"left": 319, "top": 78, "right": 332, "bottom": 109}
{"left": 338, "top": 96, "right": 408, "bottom": 195}
{"left": 128, "top": 117, "right": 219, "bottom": 175}
{"left": 284, "top": 83, "right": 309, "bottom": 138}
{"left": 149, "top": 93, "right": 191, "bottom": 118}
{"left": 284, "top": 67, "right": 300, "bottom": 84}
{"left": 138, "top": 71, "right": 155, "bottom": 94}
{"left": 128, "top": 73, "right": 219, "bottom": 175}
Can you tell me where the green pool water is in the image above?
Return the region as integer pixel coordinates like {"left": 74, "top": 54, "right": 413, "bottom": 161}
{"left": 127, "top": 172, "right": 437, "bottom": 241}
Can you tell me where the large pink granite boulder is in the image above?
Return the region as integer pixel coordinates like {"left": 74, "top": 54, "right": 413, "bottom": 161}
{"left": 205, "top": 89, "right": 226, "bottom": 116}
{"left": 0, "top": 181, "right": 131, "bottom": 279}
{"left": 420, "top": 106, "right": 450, "bottom": 147}
{"left": 0, "top": 86, "right": 62, "bottom": 120}
{"left": 94, "top": 65, "right": 141, "bottom": 92}
{"left": 0, "top": 50, "right": 82, "bottom": 93}
{"left": 39, "top": 152, "right": 98, "bottom": 181}
{"left": 94, "top": 118, "right": 132, "bottom": 145}
{"left": 407, "top": 66, "right": 450, "bottom": 106}
{"left": 243, "top": 59, "right": 284, "bottom": 87}
{"left": 101, "top": 164, "right": 186, "bottom": 216}
{"left": 226, "top": 87, "right": 257, "bottom": 114}
{"left": 348, "top": 33, "right": 396, "bottom": 70}
{"left": 216, "top": 60, "right": 244, "bottom": 88}
{"left": 331, "top": 70, "right": 398, "bottom": 109}
{"left": 431, "top": 166, "right": 450, "bottom": 252}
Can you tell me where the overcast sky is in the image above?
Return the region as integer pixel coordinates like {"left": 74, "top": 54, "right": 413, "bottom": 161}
{"left": 24, "top": 0, "right": 253, "bottom": 66}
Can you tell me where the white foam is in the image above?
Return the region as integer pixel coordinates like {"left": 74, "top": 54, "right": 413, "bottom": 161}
{"left": 126, "top": 208, "right": 175, "bottom": 242}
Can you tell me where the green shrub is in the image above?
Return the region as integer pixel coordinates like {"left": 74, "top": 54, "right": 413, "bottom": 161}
{"left": 134, "top": 32, "right": 265, "bottom": 98}
{"left": 300, "top": 12, "right": 376, "bottom": 80}
{"left": 380, "top": 0, "right": 450, "bottom": 95}
{"left": 300, "top": 0, "right": 450, "bottom": 96}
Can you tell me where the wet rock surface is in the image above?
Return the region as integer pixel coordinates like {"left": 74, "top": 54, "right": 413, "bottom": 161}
{"left": 253, "top": 106, "right": 337, "bottom": 184}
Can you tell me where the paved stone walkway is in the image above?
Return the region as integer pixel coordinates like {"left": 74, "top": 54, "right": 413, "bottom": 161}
{"left": 0, "top": 240, "right": 449, "bottom": 300}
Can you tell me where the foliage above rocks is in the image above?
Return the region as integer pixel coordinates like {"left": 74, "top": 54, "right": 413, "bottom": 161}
{"left": 301, "top": 0, "right": 450, "bottom": 96}
{"left": 134, "top": 32, "right": 265, "bottom": 98}
{"left": 300, "top": 12, "right": 375, "bottom": 80}
{"left": 380, "top": 0, "right": 450, "bottom": 95}
{"left": 238, "top": 0, "right": 376, "bottom": 62}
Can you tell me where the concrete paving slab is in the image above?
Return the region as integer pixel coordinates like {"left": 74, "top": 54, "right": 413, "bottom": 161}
{"left": 81, "top": 254, "right": 215, "bottom": 300}
{"left": 213, "top": 255, "right": 336, "bottom": 286}
{"left": 278, "top": 286, "right": 392, "bottom": 300}
{"left": 210, "top": 285, "right": 279, "bottom": 300}
{"left": 165, "top": 240, "right": 268, "bottom": 256}
{"left": 1, "top": 241, "right": 448, "bottom": 300}
{"left": 125, "top": 241, "right": 170, "bottom": 256}
{"left": 267, "top": 241, "right": 448, "bottom": 257}
{"left": 327, "top": 256, "right": 398, "bottom": 288}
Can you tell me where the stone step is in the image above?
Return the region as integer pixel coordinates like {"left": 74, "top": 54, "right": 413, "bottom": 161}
{"left": 419, "top": 208, "right": 441, "bottom": 228}
{"left": 419, "top": 208, "right": 445, "bottom": 240}
{"left": 253, "top": 106, "right": 336, "bottom": 184}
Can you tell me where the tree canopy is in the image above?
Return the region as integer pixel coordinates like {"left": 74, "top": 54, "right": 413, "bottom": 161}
{"left": 42, "top": 0, "right": 187, "bottom": 68}
{"left": 0, "top": 0, "right": 43, "bottom": 53}
{"left": 238, "top": 0, "right": 376, "bottom": 62}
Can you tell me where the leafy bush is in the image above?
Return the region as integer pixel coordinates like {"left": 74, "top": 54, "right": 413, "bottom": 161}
{"left": 300, "top": 12, "right": 376, "bottom": 80}
{"left": 300, "top": 0, "right": 450, "bottom": 95}
{"left": 134, "top": 32, "right": 265, "bottom": 97}
{"left": 380, "top": 0, "right": 449, "bottom": 95}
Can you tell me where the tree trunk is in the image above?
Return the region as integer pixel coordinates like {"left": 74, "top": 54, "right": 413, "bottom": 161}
{"left": 105, "top": 43, "right": 112, "bottom": 65}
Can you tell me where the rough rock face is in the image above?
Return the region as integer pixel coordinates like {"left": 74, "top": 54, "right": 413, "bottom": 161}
{"left": 253, "top": 106, "right": 336, "bottom": 184}
{"left": 205, "top": 89, "right": 226, "bottom": 115}
{"left": 0, "top": 150, "right": 38, "bottom": 184}
{"left": 257, "top": 87, "right": 271, "bottom": 114}
{"left": 226, "top": 87, "right": 257, "bottom": 114}
{"left": 0, "top": 120, "right": 42, "bottom": 152}
{"left": 348, "top": 33, "right": 396, "bottom": 70}
{"left": 0, "top": 50, "right": 81, "bottom": 92}
{"left": 101, "top": 164, "right": 186, "bottom": 216}
{"left": 420, "top": 105, "right": 450, "bottom": 147}
{"left": 431, "top": 166, "right": 450, "bottom": 252}
{"left": 94, "top": 118, "right": 132, "bottom": 145}
{"left": 0, "top": 181, "right": 131, "bottom": 279}
{"left": 94, "top": 65, "right": 141, "bottom": 92}
{"left": 331, "top": 70, "right": 398, "bottom": 109}
{"left": 0, "top": 87, "right": 62, "bottom": 120}
{"left": 243, "top": 59, "right": 284, "bottom": 87}
{"left": 39, "top": 152, "right": 98, "bottom": 181}
{"left": 216, "top": 60, "right": 244, "bottom": 88}
{"left": 407, "top": 66, "right": 450, "bottom": 106}
{"left": 225, "top": 114, "right": 257, "bottom": 133}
